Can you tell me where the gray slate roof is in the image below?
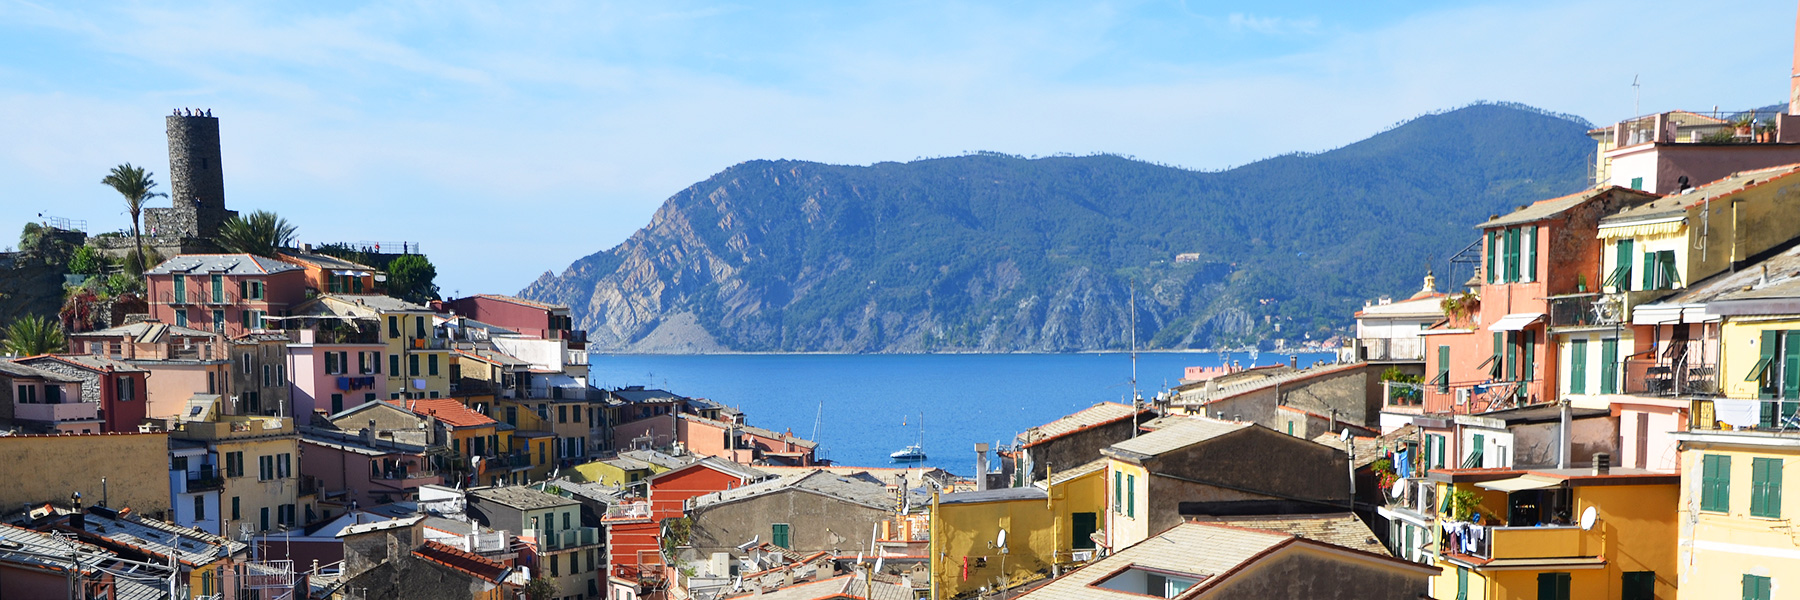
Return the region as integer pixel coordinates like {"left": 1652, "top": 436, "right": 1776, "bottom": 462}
{"left": 1106, "top": 417, "right": 1251, "bottom": 459}
{"left": 938, "top": 487, "right": 1048, "bottom": 505}
{"left": 0, "top": 359, "right": 83, "bottom": 382}
{"left": 470, "top": 486, "right": 577, "bottom": 511}
{"left": 146, "top": 254, "right": 300, "bottom": 275}
{"left": 690, "top": 470, "right": 895, "bottom": 511}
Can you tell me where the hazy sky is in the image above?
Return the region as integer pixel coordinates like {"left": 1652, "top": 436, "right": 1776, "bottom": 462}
{"left": 3, "top": 0, "right": 1793, "bottom": 296}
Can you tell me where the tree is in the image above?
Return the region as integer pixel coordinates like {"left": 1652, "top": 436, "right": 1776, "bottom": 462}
{"left": 523, "top": 578, "right": 557, "bottom": 600}
{"left": 3, "top": 314, "right": 67, "bottom": 356}
{"left": 100, "top": 163, "right": 166, "bottom": 277}
{"left": 214, "top": 210, "right": 297, "bottom": 257}
{"left": 386, "top": 254, "right": 440, "bottom": 305}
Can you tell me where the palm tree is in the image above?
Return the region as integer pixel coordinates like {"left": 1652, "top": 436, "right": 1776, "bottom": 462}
{"left": 3, "top": 314, "right": 67, "bottom": 357}
{"left": 214, "top": 210, "right": 297, "bottom": 257}
{"left": 101, "top": 163, "right": 166, "bottom": 276}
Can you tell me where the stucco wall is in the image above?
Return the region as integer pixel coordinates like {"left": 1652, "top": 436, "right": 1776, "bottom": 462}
{"left": 689, "top": 489, "right": 886, "bottom": 556}
{"left": 0, "top": 432, "right": 171, "bottom": 516}
{"left": 1023, "top": 415, "right": 1139, "bottom": 483}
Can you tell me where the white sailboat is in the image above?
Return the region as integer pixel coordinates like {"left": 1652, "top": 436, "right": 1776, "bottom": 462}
{"left": 890, "top": 413, "right": 926, "bottom": 461}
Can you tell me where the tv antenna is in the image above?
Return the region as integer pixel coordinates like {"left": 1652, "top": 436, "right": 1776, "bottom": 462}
{"left": 1632, "top": 74, "right": 1641, "bottom": 117}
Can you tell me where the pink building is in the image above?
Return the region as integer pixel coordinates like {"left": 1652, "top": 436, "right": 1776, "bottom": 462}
{"left": 68, "top": 321, "right": 230, "bottom": 420}
{"left": 14, "top": 355, "right": 149, "bottom": 433}
{"left": 0, "top": 360, "right": 94, "bottom": 433}
{"left": 287, "top": 328, "right": 388, "bottom": 421}
{"left": 444, "top": 294, "right": 583, "bottom": 346}
{"left": 145, "top": 254, "right": 308, "bottom": 338}
{"left": 300, "top": 428, "right": 441, "bottom": 507}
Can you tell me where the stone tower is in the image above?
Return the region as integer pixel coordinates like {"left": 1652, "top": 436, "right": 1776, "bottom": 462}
{"left": 145, "top": 110, "right": 235, "bottom": 242}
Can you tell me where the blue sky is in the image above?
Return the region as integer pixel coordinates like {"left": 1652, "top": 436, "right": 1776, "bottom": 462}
{"left": 2, "top": 0, "right": 1793, "bottom": 296}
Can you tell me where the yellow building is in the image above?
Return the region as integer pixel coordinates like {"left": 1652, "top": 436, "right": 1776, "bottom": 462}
{"left": 571, "top": 449, "right": 686, "bottom": 488}
{"left": 169, "top": 396, "right": 311, "bottom": 535}
{"left": 292, "top": 294, "right": 452, "bottom": 399}
{"left": 1426, "top": 467, "right": 1678, "bottom": 600}
{"left": 927, "top": 458, "right": 1107, "bottom": 600}
{"left": 1672, "top": 280, "right": 1800, "bottom": 599}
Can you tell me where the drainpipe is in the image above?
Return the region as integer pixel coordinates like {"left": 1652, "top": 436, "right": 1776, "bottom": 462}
{"left": 1558, "top": 400, "right": 1572, "bottom": 469}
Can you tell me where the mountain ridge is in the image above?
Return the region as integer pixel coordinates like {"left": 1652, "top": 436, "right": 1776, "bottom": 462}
{"left": 524, "top": 102, "right": 1596, "bottom": 353}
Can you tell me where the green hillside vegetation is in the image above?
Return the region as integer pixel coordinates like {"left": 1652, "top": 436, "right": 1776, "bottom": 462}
{"left": 525, "top": 102, "right": 1597, "bottom": 352}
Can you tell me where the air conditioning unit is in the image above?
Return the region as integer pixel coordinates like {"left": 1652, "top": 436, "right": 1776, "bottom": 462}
{"left": 1455, "top": 389, "right": 1471, "bottom": 405}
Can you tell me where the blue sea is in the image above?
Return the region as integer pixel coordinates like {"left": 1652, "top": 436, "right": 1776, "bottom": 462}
{"left": 588, "top": 351, "right": 1333, "bottom": 474}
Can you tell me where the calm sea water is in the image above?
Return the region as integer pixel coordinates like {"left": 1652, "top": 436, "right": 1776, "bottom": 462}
{"left": 588, "top": 351, "right": 1333, "bottom": 474}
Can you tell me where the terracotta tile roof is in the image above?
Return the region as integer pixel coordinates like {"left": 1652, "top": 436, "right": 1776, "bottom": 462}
{"left": 1477, "top": 186, "right": 1657, "bottom": 229}
{"left": 386, "top": 398, "right": 497, "bottom": 428}
{"left": 1017, "top": 402, "right": 1143, "bottom": 448}
{"left": 413, "top": 540, "right": 509, "bottom": 583}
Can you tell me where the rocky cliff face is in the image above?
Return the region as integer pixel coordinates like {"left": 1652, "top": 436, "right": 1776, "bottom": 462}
{"left": 524, "top": 103, "right": 1596, "bottom": 353}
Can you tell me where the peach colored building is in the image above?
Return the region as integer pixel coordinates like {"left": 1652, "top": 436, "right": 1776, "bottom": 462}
{"left": 69, "top": 321, "right": 232, "bottom": 419}
{"left": 276, "top": 250, "right": 380, "bottom": 296}
{"left": 145, "top": 254, "right": 308, "bottom": 338}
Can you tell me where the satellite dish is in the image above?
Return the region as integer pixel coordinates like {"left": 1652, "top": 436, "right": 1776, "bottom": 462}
{"left": 1580, "top": 506, "right": 1598, "bottom": 531}
{"left": 1339, "top": 428, "right": 1354, "bottom": 442}
{"left": 1389, "top": 482, "right": 1405, "bottom": 499}
{"left": 995, "top": 529, "right": 1008, "bottom": 549}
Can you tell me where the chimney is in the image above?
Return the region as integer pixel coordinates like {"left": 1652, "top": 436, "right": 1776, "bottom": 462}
{"left": 974, "top": 443, "right": 990, "bottom": 491}
{"left": 1592, "top": 452, "right": 1611, "bottom": 476}
{"left": 1792, "top": 0, "right": 1800, "bottom": 115}
{"left": 1289, "top": 355, "right": 1298, "bottom": 368}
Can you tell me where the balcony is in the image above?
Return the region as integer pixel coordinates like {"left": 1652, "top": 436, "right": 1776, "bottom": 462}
{"left": 170, "top": 416, "right": 294, "bottom": 441}
{"left": 1624, "top": 358, "right": 1717, "bottom": 397}
{"left": 565, "top": 349, "right": 589, "bottom": 366}
{"left": 541, "top": 527, "right": 601, "bottom": 551}
{"left": 14, "top": 401, "right": 100, "bottom": 423}
{"left": 1688, "top": 398, "right": 1800, "bottom": 431}
{"left": 1357, "top": 337, "right": 1423, "bottom": 362}
{"left": 406, "top": 336, "right": 448, "bottom": 350}
{"left": 186, "top": 467, "right": 224, "bottom": 492}
{"left": 603, "top": 502, "right": 652, "bottom": 523}
{"left": 1546, "top": 293, "right": 1621, "bottom": 329}
{"left": 1444, "top": 522, "right": 1597, "bottom": 563}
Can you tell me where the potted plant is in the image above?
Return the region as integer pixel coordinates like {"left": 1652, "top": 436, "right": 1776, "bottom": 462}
{"left": 1735, "top": 115, "right": 1755, "bottom": 137}
{"left": 1577, "top": 273, "right": 1588, "bottom": 293}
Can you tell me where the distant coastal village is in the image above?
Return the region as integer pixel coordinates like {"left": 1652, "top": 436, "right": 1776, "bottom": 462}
{"left": 15, "top": 24, "right": 1800, "bottom": 600}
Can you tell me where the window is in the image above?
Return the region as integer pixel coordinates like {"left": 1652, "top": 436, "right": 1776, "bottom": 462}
{"left": 176, "top": 308, "right": 188, "bottom": 327}
{"left": 388, "top": 316, "right": 400, "bottom": 339}
{"left": 559, "top": 405, "right": 568, "bottom": 423}
{"left": 1436, "top": 345, "right": 1450, "bottom": 394}
{"left": 1113, "top": 471, "right": 1123, "bottom": 513}
{"left": 1629, "top": 176, "right": 1644, "bottom": 190}
{"left": 207, "top": 371, "right": 216, "bottom": 394}
{"left": 1702, "top": 454, "right": 1731, "bottom": 513}
{"left": 410, "top": 355, "right": 420, "bottom": 376}
{"left": 372, "top": 352, "right": 382, "bottom": 374}
{"left": 245, "top": 280, "right": 264, "bottom": 300}
{"left": 278, "top": 453, "right": 291, "bottom": 478}
{"left": 259, "top": 455, "right": 274, "bottom": 481}
{"left": 1094, "top": 566, "right": 1201, "bottom": 598}
{"left": 772, "top": 523, "right": 791, "bottom": 549}
{"left": 1486, "top": 230, "right": 1497, "bottom": 284}
{"left": 1536, "top": 572, "right": 1570, "bottom": 600}
{"left": 1469, "top": 433, "right": 1486, "bottom": 468}
{"left": 324, "top": 352, "right": 338, "bottom": 375}
{"left": 279, "top": 504, "right": 295, "bottom": 527}
{"left": 550, "top": 552, "right": 560, "bottom": 577}
{"left": 1752, "top": 330, "right": 1800, "bottom": 426}
{"left": 262, "top": 364, "right": 272, "bottom": 387}
{"left": 1610, "top": 239, "right": 1635, "bottom": 292}
{"left": 174, "top": 276, "right": 187, "bottom": 302}
{"left": 225, "top": 452, "right": 244, "bottom": 478}
{"left": 211, "top": 274, "right": 224, "bottom": 303}
{"left": 212, "top": 309, "right": 225, "bottom": 332}
{"left": 416, "top": 316, "right": 426, "bottom": 337}
{"left": 1751, "top": 457, "right": 1783, "bottom": 518}
{"left": 390, "top": 354, "right": 400, "bottom": 377}
{"left": 231, "top": 496, "right": 240, "bottom": 520}
{"left": 1127, "top": 473, "right": 1136, "bottom": 518}
{"left": 116, "top": 376, "right": 133, "bottom": 402}
{"left": 428, "top": 354, "right": 439, "bottom": 376}
{"left": 260, "top": 507, "right": 269, "bottom": 531}
{"left": 1600, "top": 339, "right": 1620, "bottom": 395}
{"left": 194, "top": 495, "right": 206, "bottom": 520}
{"left": 1569, "top": 338, "right": 1588, "bottom": 394}
{"left": 1072, "top": 512, "right": 1097, "bottom": 550}
{"left": 15, "top": 385, "right": 35, "bottom": 404}
{"left": 1744, "top": 574, "right": 1771, "bottom": 600}
{"left": 1622, "top": 571, "right": 1654, "bottom": 600}
{"left": 1643, "top": 250, "right": 1679, "bottom": 290}
{"left": 563, "top": 511, "right": 571, "bottom": 530}
{"left": 1457, "top": 567, "right": 1468, "bottom": 600}
{"left": 240, "top": 353, "right": 252, "bottom": 373}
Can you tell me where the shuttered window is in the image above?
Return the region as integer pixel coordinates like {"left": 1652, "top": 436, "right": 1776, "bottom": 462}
{"left": 1744, "top": 574, "right": 1771, "bottom": 600}
{"left": 1486, "top": 231, "right": 1498, "bottom": 283}
{"left": 1613, "top": 239, "right": 1634, "bottom": 292}
{"left": 1536, "top": 572, "right": 1570, "bottom": 600}
{"left": 1569, "top": 339, "right": 1588, "bottom": 395}
{"left": 1702, "top": 454, "right": 1731, "bottom": 513}
{"left": 772, "top": 523, "right": 791, "bottom": 549}
{"left": 1600, "top": 339, "right": 1620, "bottom": 394}
{"left": 1126, "top": 474, "right": 1136, "bottom": 518}
{"left": 1437, "top": 345, "right": 1451, "bottom": 394}
{"left": 1751, "top": 458, "right": 1783, "bottom": 519}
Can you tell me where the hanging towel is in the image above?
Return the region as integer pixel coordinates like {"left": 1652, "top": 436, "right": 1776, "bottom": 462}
{"left": 337, "top": 377, "right": 350, "bottom": 390}
{"left": 414, "top": 379, "right": 427, "bottom": 390}
{"left": 1715, "top": 398, "right": 1762, "bottom": 428}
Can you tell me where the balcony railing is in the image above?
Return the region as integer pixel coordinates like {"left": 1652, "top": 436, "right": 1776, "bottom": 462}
{"left": 1358, "top": 337, "right": 1423, "bottom": 361}
{"left": 1689, "top": 398, "right": 1800, "bottom": 431}
{"left": 1547, "top": 293, "right": 1622, "bottom": 328}
{"left": 542, "top": 527, "right": 601, "bottom": 551}
{"left": 1444, "top": 521, "right": 1594, "bottom": 561}
{"left": 14, "top": 401, "right": 100, "bottom": 423}
{"left": 187, "top": 467, "right": 224, "bottom": 492}
{"left": 1624, "top": 358, "right": 1718, "bottom": 397}
{"left": 603, "top": 502, "right": 652, "bottom": 522}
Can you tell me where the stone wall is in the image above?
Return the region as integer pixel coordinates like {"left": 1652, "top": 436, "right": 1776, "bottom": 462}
{"left": 687, "top": 487, "right": 888, "bottom": 556}
{"left": 155, "top": 114, "right": 234, "bottom": 241}
{"left": 0, "top": 432, "right": 171, "bottom": 517}
{"left": 20, "top": 361, "right": 100, "bottom": 405}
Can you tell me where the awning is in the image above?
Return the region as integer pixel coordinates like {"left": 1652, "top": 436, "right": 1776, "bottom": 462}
{"left": 1476, "top": 474, "right": 1563, "bottom": 492}
{"left": 1597, "top": 217, "right": 1686, "bottom": 239}
{"left": 1488, "top": 313, "right": 1545, "bottom": 332}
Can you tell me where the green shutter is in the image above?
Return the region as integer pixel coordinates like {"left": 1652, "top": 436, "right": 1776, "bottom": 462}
{"left": 1616, "top": 239, "right": 1634, "bottom": 292}
{"left": 1752, "top": 458, "right": 1783, "bottom": 519}
{"left": 1622, "top": 572, "right": 1654, "bottom": 600}
{"left": 1521, "top": 330, "right": 1535, "bottom": 385}
{"left": 1457, "top": 568, "right": 1468, "bottom": 600}
{"left": 1127, "top": 474, "right": 1136, "bottom": 518}
{"left": 1760, "top": 330, "right": 1780, "bottom": 399}
{"left": 1507, "top": 332, "right": 1519, "bottom": 381}
{"left": 1745, "top": 574, "right": 1771, "bottom": 600}
{"left": 1537, "top": 572, "right": 1570, "bottom": 600}
{"left": 1601, "top": 339, "right": 1619, "bottom": 394}
{"left": 1438, "top": 345, "right": 1451, "bottom": 394}
{"left": 1643, "top": 252, "right": 1657, "bottom": 290}
{"left": 1526, "top": 225, "right": 1538, "bottom": 282}
{"left": 1483, "top": 230, "right": 1497, "bottom": 282}
{"left": 1785, "top": 331, "right": 1800, "bottom": 402}
{"left": 1570, "top": 339, "right": 1588, "bottom": 395}
{"left": 1703, "top": 455, "right": 1731, "bottom": 512}
{"left": 1492, "top": 332, "right": 1504, "bottom": 379}
{"left": 1630, "top": 176, "right": 1643, "bottom": 190}
{"left": 772, "top": 523, "right": 790, "bottom": 548}
{"left": 1509, "top": 228, "right": 1522, "bottom": 282}
{"left": 1114, "top": 472, "right": 1122, "bottom": 512}
{"left": 1471, "top": 433, "right": 1485, "bottom": 467}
